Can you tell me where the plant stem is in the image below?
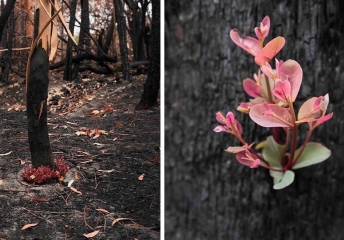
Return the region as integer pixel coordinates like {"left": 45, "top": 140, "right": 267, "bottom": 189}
{"left": 264, "top": 75, "right": 273, "bottom": 103}
{"left": 292, "top": 128, "right": 313, "bottom": 166}
{"left": 287, "top": 99, "right": 298, "bottom": 169}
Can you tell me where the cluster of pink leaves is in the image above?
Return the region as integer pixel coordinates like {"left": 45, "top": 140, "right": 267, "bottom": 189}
{"left": 214, "top": 16, "right": 333, "bottom": 172}
{"left": 22, "top": 156, "right": 69, "bottom": 184}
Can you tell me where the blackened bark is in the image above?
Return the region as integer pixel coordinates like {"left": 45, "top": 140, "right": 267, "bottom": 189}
{"left": 125, "top": 0, "right": 149, "bottom": 61}
{"left": 114, "top": 0, "right": 132, "bottom": 81}
{"left": 166, "top": 0, "right": 344, "bottom": 239}
{"left": 104, "top": 15, "right": 115, "bottom": 55}
{"left": 63, "top": 0, "right": 77, "bottom": 81}
{"left": 1, "top": 11, "right": 14, "bottom": 83}
{"left": 27, "top": 44, "right": 54, "bottom": 169}
{"left": 73, "top": 0, "right": 91, "bottom": 78}
{"left": 0, "top": 0, "right": 16, "bottom": 41}
{"left": 136, "top": 0, "right": 159, "bottom": 109}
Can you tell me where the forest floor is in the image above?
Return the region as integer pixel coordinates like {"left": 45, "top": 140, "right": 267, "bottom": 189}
{"left": 0, "top": 71, "right": 160, "bottom": 240}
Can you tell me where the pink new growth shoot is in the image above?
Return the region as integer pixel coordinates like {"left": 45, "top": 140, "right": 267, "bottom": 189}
{"left": 214, "top": 16, "right": 333, "bottom": 190}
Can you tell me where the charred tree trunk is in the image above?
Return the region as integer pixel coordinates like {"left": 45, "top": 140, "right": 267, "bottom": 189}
{"left": 73, "top": 0, "right": 90, "bottom": 79}
{"left": 166, "top": 0, "right": 344, "bottom": 239}
{"left": 114, "top": 0, "right": 132, "bottom": 81}
{"left": 1, "top": 11, "right": 14, "bottom": 83}
{"left": 104, "top": 14, "right": 115, "bottom": 55}
{"left": 136, "top": 0, "right": 159, "bottom": 109}
{"left": 124, "top": 0, "right": 148, "bottom": 61}
{"left": 63, "top": 0, "right": 77, "bottom": 81}
{"left": 0, "top": 0, "right": 16, "bottom": 40}
{"left": 27, "top": 43, "right": 54, "bottom": 169}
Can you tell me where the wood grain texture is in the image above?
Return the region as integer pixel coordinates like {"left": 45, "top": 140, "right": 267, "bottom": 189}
{"left": 165, "top": 0, "right": 344, "bottom": 239}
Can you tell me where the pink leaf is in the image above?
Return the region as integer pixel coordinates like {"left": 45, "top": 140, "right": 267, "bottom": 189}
{"left": 273, "top": 80, "right": 291, "bottom": 102}
{"left": 255, "top": 36, "right": 285, "bottom": 65}
{"left": 297, "top": 97, "right": 319, "bottom": 122}
{"left": 249, "top": 103, "right": 293, "bottom": 127}
{"left": 316, "top": 112, "right": 333, "bottom": 125}
{"left": 243, "top": 78, "right": 263, "bottom": 98}
{"left": 230, "top": 29, "right": 260, "bottom": 56}
{"left": 236, "top": 150, "right": 260, "bottom": 168}
{"left": 215, "top": 111, "right": 226, "bottom": 125}
{"left": 279, "top": 60, "right": 303, "bottom": 102}
{"left": 254, "top": 16, "right": 270, "bottom": 40}
{"left": 213, "top": 126, "right": 226, "bottom": 133}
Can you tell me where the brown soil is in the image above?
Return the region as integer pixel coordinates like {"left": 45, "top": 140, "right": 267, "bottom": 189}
{"left": 0, "top": 72, "right": 160, "bottom": 239}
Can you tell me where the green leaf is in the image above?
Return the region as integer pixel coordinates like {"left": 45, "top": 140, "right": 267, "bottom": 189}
{"left": 273, "top": 170, "right": 295, "bottom": 190}
{"left": 262, "top": 136, "right": 284, "bottom": 169}
{"left": 270, "top": 170, "right": 283, "bottom": 185}
{"left": 292, "top": 142, "right": 331, "bottom": 169}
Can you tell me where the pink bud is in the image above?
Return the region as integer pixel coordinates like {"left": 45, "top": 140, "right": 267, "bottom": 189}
{"left": 273, "top": 80, "right": 291, "bottom": 102}
{"left": 254, "top": 16, "right": 270, "bottom": 40}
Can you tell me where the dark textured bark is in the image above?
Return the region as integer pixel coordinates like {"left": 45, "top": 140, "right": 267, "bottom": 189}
{"left": 1, "top": 11, "right": 14, "bottom": 83}
{"left": 166, "top": 0, "right": 344, "bottom": 240}
{"left": 114, "top": 0, "right": 132, "bottom": 81}
{"left": 0, "top": 0, "right": 16, "bottom": 41}
{"left": 27, "top": 44, "right": 54, "bottom": 169}
{"left": 73, "top": 0, "right": 91, "bottom": 78}
{"left": 63, "top": 0, "right": 77, "bottom": 81}
{"left": 136, "top": 0, "right": 159, "bottom": 109}
{"left": 104, "top": 14, "right": 115, "bottom": 55}
{"left": 78, "top": 0, "right": 91, "bottom": 50}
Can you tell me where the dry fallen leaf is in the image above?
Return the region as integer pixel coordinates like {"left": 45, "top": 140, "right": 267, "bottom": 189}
{"left": 68, "top": 179, "right": 74, "bottom": 187}
{"left": 0, "top": 151, "right": 12, "bottom": 156}
{"left": 96, "top": 208, "right": 110, "bottom": 214}
{"left": 85, "top": 94, "right": 95, "bottom": 101}
{"left": 0, "top": 179, "right": 3, "bottom": 185}
{"left": 74, "top": 172, "right": 80, "bottom": 180}
{"left": 21, "top": 222, "right": 39, "bottom": 230}
{"left": 28, "top": 194, "right": 49, "bottom": 202}
{"left": 83, "top": 230, "right": 100, "bottom": 238}
{"left": 148, "top": 156, "right": 160, "bottom": 163}
{"left": 20, "top": 160, "right": 26, "bottom": 165}
{"left": 114, "top": 121, "right": 123, "bottom": 126}
{"left": 69, "top": 186, "right": 82, "bottom": 195}
{"left": 18, "top": 180, "right": 31, "bottom": 186}
{"left": 90, "top": 110, "right": 100, "bottom": 115}
{"left": 98, "top": 169, "right": 115, "bottom": 173}
{"left": 111, "top": 218, "right": 134, "bottom": 226}
{"left": 138, "top": 174, "right": 145, "bottom": 181}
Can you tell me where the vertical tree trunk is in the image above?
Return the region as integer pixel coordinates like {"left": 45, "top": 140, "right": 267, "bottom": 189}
{"left": 63, "top": 0, "right": 77, "bottom": 81}
{"left": 136, "top": 0, "right": 159, "bottom": 109}
{"left": 103, "top": 14, "right": 115, "bottom": 55}
{"left": 165, "top": 0, "right": 344, "bottom": 239}
{"left": 73, "top": 0, "right": 90, "bottom": 78}
{"left": 1, "top": 11, "right": 13, "bottom": 83}
{"left": 114, "top": 0, "right": 132, "bottom": 81}
{"left": 0, "top": 0, "right": 16, "bottom": 40}
{"left": 27, "top": 9, "right": 54, "bottom": 169}
{"left": 27, "top": 43, "right": 54, "bottom": 169}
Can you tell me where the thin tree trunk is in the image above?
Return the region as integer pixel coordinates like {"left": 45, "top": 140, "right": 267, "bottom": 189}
{"left": 63, "top": 0, "right": 77, "bottom": 81}
{"left": 73, "top": 0, "right": 90, "bottom": 79}
{"left": 136, "top": 0, "right": 159, "bottom": 109}
{"left": 104, "top": 13, "right": 115, "bottom": 55}
{"left": 0, "top": 0, "right": 16, "bottom": 41}
{"left": 165, "top": 0, "right": 344, "bottom": 239}
{"left": 1, "top": 11, "right": 14, "bottom": 83}
{"left": 114, "top": 0, "right": 132, "bottom": 81}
